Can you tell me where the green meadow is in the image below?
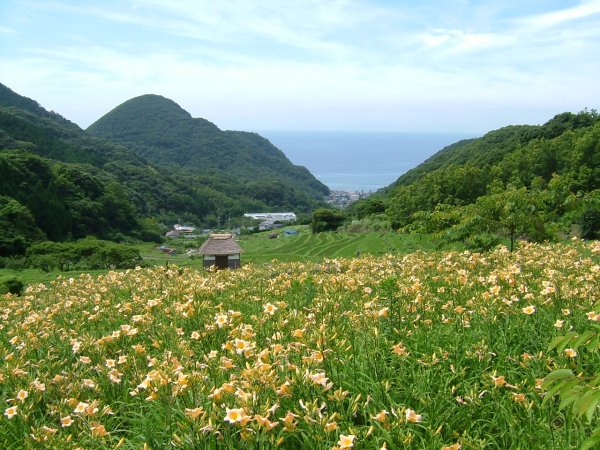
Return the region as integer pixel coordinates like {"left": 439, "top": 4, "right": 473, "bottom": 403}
{"left": 1, "top": 228, "right": 448, "bottom": 291}
{"left": 142, "top": 227, "right": 454, "bottom": 266}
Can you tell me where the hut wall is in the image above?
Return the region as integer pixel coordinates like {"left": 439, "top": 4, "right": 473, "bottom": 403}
{"left": 203, "top": 255, "right": 215, "bottom": 268}
{"left": 228, "top": 254, "right": 240, "bottom": 268}
{"left": 203, "top": 254, "right": 241, "bottom": 269}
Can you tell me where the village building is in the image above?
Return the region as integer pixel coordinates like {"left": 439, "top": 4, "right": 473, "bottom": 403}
{"left": 245, "top": 213, "right": 295, "bottom": 232}
{"left": 157, "top": 245, "right": 176, "bottom": 255}
{"left": 165, "top": 229, "right": 180, "bottom": 238}
{"left": 198, "top": 233, "right": 244, "bottom": 269}
{"left": 258, "top": 220, "right": 284, "bottom": 231}
{"left": 166, "top": 224, "right": 198, "bottom": 238}
{"left": 244, "top": 212, "right": 297, "bottom": 222}
{"left": 174, "top": 224, "right": 196, "bottom": 233}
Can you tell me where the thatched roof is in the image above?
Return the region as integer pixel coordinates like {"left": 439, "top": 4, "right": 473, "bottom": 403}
{"left": 199, "top": 233, "right": 244, "bottom": 255}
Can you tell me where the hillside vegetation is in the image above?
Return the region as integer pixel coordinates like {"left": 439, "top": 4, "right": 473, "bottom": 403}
{"left": 1, "top": 240, "right": 599, "bottom": 448}
{"left": 354, "top": 110, "right": 600, "bottom": 249}
{"left": 87, "top": 94, "right": 328, "bottom": 208}
{"left": 0, "top": 83, "right": 328, "bottom": 257}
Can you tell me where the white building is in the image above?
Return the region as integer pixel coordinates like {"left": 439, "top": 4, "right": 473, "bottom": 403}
{"left": 174, "top": 224, "right": 196, "bottom": 233}
{"left": 244, "top": 212, "right": 297, "bottom": 222}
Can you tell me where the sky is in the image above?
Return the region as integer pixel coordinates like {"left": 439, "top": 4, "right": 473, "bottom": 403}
{"left": 0, "top": 0, "right": 599, "bottom": 133}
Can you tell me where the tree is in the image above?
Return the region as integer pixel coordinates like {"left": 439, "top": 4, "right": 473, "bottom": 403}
{"left": 458, "top": 187, "right": 552, "bottom": 252}
{"left": 385, "top": 164, "right": 488, "bottom": 229}
{"left": 310, "top": 208, "right": 346, "bottom": 233}
{"left": 579, "top": 190, "right": 600, "bottom": 239}
{"left": 0, "top": 196, "right": 46, "bottom": 256}
{"left": 351, "top": 197, "right": 386, "bottom": 219}
{"left": 100, "top": 182, "right": 138, "bottom": 235}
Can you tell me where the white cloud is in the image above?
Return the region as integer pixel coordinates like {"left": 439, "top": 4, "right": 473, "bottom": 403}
{"left": 33, "top": 0, "right": 380, "bottom": 63}
{"left": 419, "top": 28, "right": 516, "bottom": 53}
{"left": 516, "top": 0, "right": 600, "bottom": 29}
{"left": 1, "top": 0, "right": 599, "bottom": 132}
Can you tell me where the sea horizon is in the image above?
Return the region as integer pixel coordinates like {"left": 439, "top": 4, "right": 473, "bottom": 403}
{"left": 259, "top": 130, "right": 477, "bottom": 192}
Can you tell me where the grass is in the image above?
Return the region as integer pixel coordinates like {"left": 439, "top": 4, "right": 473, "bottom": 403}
{"left": 1, "top": 228, "right": 454, "bottom": 288}
{"left": 238, "top": 227, "right": 453, "bottom": 263}
{"left": 1, "top": 239, "right": 599, "bottom": 448}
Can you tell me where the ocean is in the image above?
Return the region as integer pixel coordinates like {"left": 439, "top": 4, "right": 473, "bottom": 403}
{"left": 260, "top": 131, "right": 476, "bottom": 192}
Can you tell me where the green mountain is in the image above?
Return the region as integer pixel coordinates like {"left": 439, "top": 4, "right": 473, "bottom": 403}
{"left": 0, "top": 83, "right": 328, "bottom": 256}
{"left": 87, "top": 94, "right": 329, "bottom": 204}
{"left": 389, "top": 111, "right": 599, "bottom": 189}
{"left": 355, "top": 110, "right": 600, "bottom": 248}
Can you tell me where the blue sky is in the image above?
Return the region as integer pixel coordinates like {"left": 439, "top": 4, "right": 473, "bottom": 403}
{"left": 1, "top": 0, "right": 599, "bottom": 133}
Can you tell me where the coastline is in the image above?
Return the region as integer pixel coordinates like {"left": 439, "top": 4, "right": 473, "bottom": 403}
{"left": 261, "top": 130, "right": 474, "bottom": 192}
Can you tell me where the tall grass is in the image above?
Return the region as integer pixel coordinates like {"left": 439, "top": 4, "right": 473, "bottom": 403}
{"left": 1, "top": 239, "right": 598, "bottom": 449}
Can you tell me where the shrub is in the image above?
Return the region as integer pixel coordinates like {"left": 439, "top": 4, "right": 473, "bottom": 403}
{"left": 464, "top": 232, "right": 503, "bottom": 252}
{"left": 310, "top": 208, "right": 347, "bottom": 233}
{"left": 1, "top": 277, "right": 24, "bottom": 295}
{"left": 26, "top": 238, "right": 142, "bottom": 271}
{"left": 580, "top": 207, "right": 600, "bottom": 239}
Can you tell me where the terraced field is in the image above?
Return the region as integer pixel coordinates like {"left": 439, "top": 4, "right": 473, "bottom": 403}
{"left": 239, "top": 227, "right": 444, "bottom": 263}
{"left": 1, "top": 229, "right": 450, "bottom": 292}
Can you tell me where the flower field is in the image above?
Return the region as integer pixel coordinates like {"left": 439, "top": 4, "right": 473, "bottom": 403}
{"left": 1, "top": 240, "right": 599, "bottom": 449}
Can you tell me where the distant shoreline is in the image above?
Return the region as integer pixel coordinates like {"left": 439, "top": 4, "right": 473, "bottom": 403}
{"left": 261, "top": 130, "right": 474, "bottom": 192}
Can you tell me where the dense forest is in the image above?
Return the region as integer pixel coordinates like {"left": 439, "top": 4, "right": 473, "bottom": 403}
{"left": 87, "top": 94, "right": 328, "bottom": 206}
{"left": 352, "top": 110, "right": 600, "bottom": 249}
{"left": 0, "top": 83, "right": 328, "bottom": 257}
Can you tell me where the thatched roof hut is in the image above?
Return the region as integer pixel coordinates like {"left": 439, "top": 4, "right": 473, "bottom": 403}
{"left": 198, "top": 233, "right": 244, "bottom": 269}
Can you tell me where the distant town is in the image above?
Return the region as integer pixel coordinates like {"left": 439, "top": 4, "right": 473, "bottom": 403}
{"left": 325, "top": 190, "right": 372, "bottom": 208}
{"left": 163, "top": 193, "right": 370, "bottom": 241}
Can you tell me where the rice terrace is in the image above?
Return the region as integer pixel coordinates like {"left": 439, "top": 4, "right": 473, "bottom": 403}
{"left": 1, "top": 239, "right": 599, "bottom": 449}
{"left": 225, "top": 229, "right": 439, "bottom": 264}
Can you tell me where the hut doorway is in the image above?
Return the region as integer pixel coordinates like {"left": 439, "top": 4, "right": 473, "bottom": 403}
{"left": 215, "top": 254, "right": 228, "bottom": 269}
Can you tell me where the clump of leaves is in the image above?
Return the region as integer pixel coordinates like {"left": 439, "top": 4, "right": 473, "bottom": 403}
{"left": 543, "top": 326, "right": 600, "bottom": 450}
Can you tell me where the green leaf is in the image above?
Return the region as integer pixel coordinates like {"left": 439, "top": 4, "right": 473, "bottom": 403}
{"left": 548, "top": 334, "right": 571, "bottom": 352}
{"left": 572, "top": 331, "right": 596, "bottom": 350}
{"left": 559, "top": 380, "right": 583, "bottom": 397}
{"left": 580, "top": 427, "right": 600, "bottom": 450}
{"left": 544, "top": 368, "right": 576, "bottom": 382}
{"left": 558, "top": 383, "right": 584, "bottom": 410}
{"left": 548, "top": 331, "right": 578, "bottom": 353}
{"left": 574, "top": 389, "right": 600, "bottom": 423}
{"left": 543, "top": 377, "right": 577, "bottom": 406}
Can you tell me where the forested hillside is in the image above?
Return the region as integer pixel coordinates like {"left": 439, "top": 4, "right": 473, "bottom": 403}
{"left": 87, "top": 94, "right": 329, "bottom": 206}
{"left": 354, "top": 110, "right": 600, "bottom": 249}
{"left": 0, "top": 83, "right": 327, "bottom": 256}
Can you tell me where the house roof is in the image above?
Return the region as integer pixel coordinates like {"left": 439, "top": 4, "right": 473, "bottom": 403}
{"left": 198, "top": 233, "right": 244, "bottom": 255}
